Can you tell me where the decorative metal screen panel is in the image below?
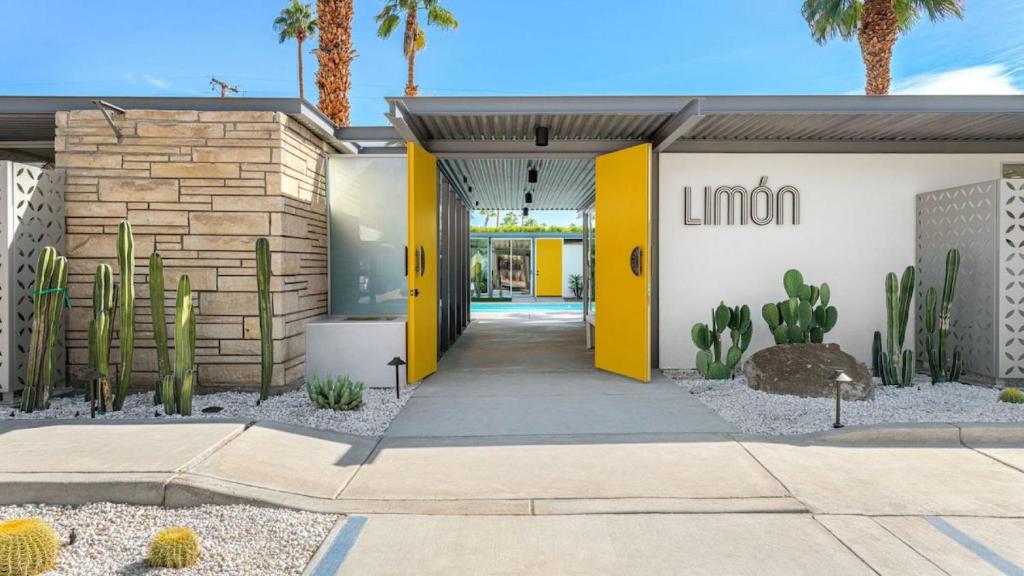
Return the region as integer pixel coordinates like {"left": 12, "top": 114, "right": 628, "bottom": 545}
{"left": 0, "top": 162, "right": 67, "bottom": 397}
{"left": 999, "top": 179, "right": 1024, "bottom": 380}
{"left": 916, "top": 179, "right": 1024, "bottom": 385}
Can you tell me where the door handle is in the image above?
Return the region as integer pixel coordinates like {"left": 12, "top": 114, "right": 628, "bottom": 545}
{"left": 415, "top": 246, "right": 426, "bottom": 277}
{"left": 629, "top": 246, "right": 643, "bottom": 277}
{"left": 404, "top": 246, "right": 409, "bottom": 277}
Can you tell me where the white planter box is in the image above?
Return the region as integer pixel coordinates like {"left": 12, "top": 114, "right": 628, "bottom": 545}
{"left": 305, "top": 316, "right": 408, "bottom": 389}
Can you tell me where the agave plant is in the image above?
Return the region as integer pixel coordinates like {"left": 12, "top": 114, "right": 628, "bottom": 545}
{"left": 306, "top": 375, "right": 364, "bottom": 411}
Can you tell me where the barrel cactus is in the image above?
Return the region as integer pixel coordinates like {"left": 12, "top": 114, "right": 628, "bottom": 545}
{"left": 307, "top": 375, "right": 364, "bottom": 411}
{"left": 88, "top": 264, "right": 115, "bottom": 412}
{"left": 691, "top": 302, "right": 753, "bottom": 379}
{"left": 20, "top": 247, "right": 68, "bottom": 412}
{"left": 149, "top": 251, "right": 171, "bottom": 404}
{"left": 924, "top": 249, "right": 962, "bottom": 383}
{"left": 114, "top": 220, "right": 135, "bottom": 410}
{"left": 147, "top": 527, "right": 200, "bottom": 569}
{"left": 0, "top": 517, "right": 60, "bottom": 575}
{"left": 761, "top": 269, "right": 837, "bottom": 345}
{"left": 1000, "top": 388, "right": 1024, "bottom": 404}
{"left": 256, "top": 238, "right": 273, "bottom": 401}
{"left": 878, "top": 266, "right": 916, "bottom": 387}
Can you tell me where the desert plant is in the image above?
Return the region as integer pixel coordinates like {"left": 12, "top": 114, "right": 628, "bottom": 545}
{"left": 88, "top": 264, "right": 115, "bottom": 412}
{"left": 871, "top": 331, "right": 882, "bottom": 377}
{"left": 376, "top": 0, "right": 459, "bottom": 97}
{"left": 20, "top": 247, "right": 68, "bottom": 412}
{"left": 1000, "top": 388, "right": 1024, "bottom": 404}
{"left": 307, "top": 375, "right": 364, "bottom": 411}
{"left": 568, "top": 274, "right": 583, "bottom": 299}
{"left": 256, "top": 238, "right": 273, "bottom": 401}
{"left": 761, "top": 269, "right": 837, "bottom": 345}
{"left": 878, "top": 266, "right": 916, "bottom": 387}
{"left": 924, "top": 249, "right": 962, "bottom": 383}
{"left": 160, "top": 374, "right": 175, "bottom": 416}
{"left": 692, "top": 302, "right": 753, "bottom": 379}
{"left": 169, "top": 275, "right": 196, "bottom": 416}
{"left": 274, "top": 0, "right": 318, "bottom": 100}
{"left": 114, "top": 220, "right": 135, "bottom": 411}
{"left": 147, "top": 527, "right": 200, "bottom": 569}
{"left": 150, "top": 252, "right": 171, "bottom": 404}
{"left": 0, "top": 517, "right": 60, "bottom": 575}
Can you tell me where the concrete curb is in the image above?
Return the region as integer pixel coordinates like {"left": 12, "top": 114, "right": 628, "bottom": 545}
{"left": 737, "top": 422, "right": 1024, "bottom": 446}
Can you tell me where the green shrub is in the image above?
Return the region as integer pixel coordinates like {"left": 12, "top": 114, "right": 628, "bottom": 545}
{"left": 568, "top": 274, "right": 583, "bottom": 299}
{"left": 307, "top": 375, "right": 365, "bottom": 411}
{"left": 999, "top": 388, "right": 1024, "bottom": 404}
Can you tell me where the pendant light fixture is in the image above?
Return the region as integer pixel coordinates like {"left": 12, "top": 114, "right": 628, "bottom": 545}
{"left": 525, "top": 191, "right": 533, "bottom": 204}
{"left": 528, "top": 166, "right": 538, "bottom": 184}
{"left": 535, "top": 126, "right": 549, "bottom": 147}
{"left": 522, "top": 207, "right": 529, "bottom": 217}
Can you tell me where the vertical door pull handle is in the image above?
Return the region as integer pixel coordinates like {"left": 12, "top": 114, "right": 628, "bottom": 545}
{"left": 404, "top": 246, "right": 409, "bottom": 277}
{"left": 629, "top": 246, "right": 643, "bottom": 277}
{"left": 416, "top": 246, "right": 426, "bottom": 277}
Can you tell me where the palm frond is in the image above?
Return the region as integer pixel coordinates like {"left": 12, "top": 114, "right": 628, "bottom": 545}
{"left": 426, "top": 4, "right": 458, "bottom": 29}
{"left": 801, "top": 0, "right": 860, "bottom": 44}
{"left": 376, "top": 11, "right": 401, "bottom": 39}
{"left": 274, "top": 0, "right": 317, "bottom": 42}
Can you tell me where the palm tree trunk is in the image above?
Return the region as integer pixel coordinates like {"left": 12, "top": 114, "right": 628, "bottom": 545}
{"left": 858, "top": 0, "right": 899, "bottom": 95}
{"left": 316, "top": 0, "right": 355, "bottom": 126}
{"left": 297, "top": 36, "right": 305, "bottom": 100}
{"left": 404, "top": 6, "right": 419, "bottom": 97}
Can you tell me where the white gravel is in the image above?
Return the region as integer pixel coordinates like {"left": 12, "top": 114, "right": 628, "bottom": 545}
{"left": 669, "top": 372, "right": 1024, "bottom": 436}
{"left": 0, "top": 503, "right": 337, "bottom": 576}
{"left": 2, "top": 387, "right": 413, "bottom": 437}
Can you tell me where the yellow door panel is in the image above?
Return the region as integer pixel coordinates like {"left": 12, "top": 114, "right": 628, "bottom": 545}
{"left": 535, "top": 238, "right": 563, "bottom": 297}
{"left": 407, "top": 143, "right": 438, "bottom": 382}
{"left": 595, "top": 143, "right": 651, "bottom": 382}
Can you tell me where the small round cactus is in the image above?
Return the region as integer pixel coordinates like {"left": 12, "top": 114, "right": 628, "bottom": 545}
{"left": 148, "top": 527, "right": 200, "bottom": 569}
{"left": 0, "top": 517, "right": 60, "bottom": 576}
{"left": 999, "top": 388, "right": 1024, "bottom": 404}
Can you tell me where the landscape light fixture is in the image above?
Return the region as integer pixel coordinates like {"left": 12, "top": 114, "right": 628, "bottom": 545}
{"left": 535, "top": 126, "right": 549, "bottom": 147}
{"left": 831, "top": 370, "right": 852, "bottom": 429}
{"left": 528, "top": 166, "right": 538, "bottom": 184}
{"left": 525, "top": 191, "right": 533, "bottom": 204}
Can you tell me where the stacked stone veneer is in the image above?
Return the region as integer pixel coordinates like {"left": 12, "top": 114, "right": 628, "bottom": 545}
{"left": 56, "top": 109, "right": 332, "bottom": 390}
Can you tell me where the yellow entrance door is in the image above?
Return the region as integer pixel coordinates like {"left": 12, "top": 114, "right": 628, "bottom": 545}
{"left": 407, "top": 143, "right": 438, "bottom": 382}
{"left": 595, "top": 143, "right": 651, "bottom": 382}
{"left": 535, "top": 238, "right": 563, "bottom": 297}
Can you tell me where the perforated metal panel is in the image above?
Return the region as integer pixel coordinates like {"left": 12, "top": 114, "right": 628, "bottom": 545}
{"left": 915, "top": 179, "right": 1024, "bottom": 385}
{"left": 0, "top": 162, "right": 66, "bottom": 397}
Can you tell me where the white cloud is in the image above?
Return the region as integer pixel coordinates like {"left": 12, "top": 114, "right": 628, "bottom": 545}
{"left": 143, "top": 75, "right": 171, "bottom": 89}
{"left": 892, "top": 64, "right": 1022, "bottom": 95}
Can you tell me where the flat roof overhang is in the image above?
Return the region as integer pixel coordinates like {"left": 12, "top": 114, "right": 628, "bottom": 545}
{"left": 0, "top": 96, "right": 353, "bottom": 155}
{"left": 336, "top": 95, "right": 1024, "bottom": 210}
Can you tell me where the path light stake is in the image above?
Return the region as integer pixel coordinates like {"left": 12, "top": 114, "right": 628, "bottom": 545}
{"left": 77, "top": 368, "right": 103, "bottom": 419}
{"left": 388, "top": 357, "right": 406, "bottom": 399}
{"left": 831, "top": 370, "right": 852, "bottom": 429}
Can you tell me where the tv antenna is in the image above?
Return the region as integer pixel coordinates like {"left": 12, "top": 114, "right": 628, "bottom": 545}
{"left": 210, "top": 77, "right": 240, "bottom": 98}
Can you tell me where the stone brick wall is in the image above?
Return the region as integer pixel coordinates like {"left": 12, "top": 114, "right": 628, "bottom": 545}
{"left": 56, "top": 109, "right": 333, "bottom": 391}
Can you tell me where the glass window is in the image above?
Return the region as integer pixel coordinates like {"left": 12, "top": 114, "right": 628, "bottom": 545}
{"left": 1004, "top": 164, "right": 1024, "bottom": 179}
{"left": 470, "top": 238, "right": 489, "bottom": 297}
{"left": 490, "top": 239, "right": 532, "bottom": 295}
{"left": 327, "top": 156, "right": 408, "bottom": 317}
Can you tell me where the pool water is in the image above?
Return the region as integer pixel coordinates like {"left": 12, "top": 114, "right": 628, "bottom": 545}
{"left": 471, "top": 302, "right": 584, "bottom": 313}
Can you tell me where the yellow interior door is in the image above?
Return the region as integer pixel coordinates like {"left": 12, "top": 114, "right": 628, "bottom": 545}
{"left": 535, "top": 238, "right": 563, "bottom": 297}
{"left": 595, "top": 143, "right": 651, "bottom": 382}
{"left": 407, "top": 143, "right": 438, "bottom": 382}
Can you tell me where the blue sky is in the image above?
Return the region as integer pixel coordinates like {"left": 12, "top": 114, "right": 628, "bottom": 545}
{"left": 2, "top": 0, "right": 1021, "bottom": 225}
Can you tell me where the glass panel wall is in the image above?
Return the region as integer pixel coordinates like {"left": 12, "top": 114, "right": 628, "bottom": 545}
{"left": 583, "top": 207, "right": 596, "bottom": 319}
{"left": 470, "top": 237, "right": 489, "bottom": 297}
{"left": 327, "top": 156, "right": 408, "bottom": 317}
{"left": 490, "top": 239, "right": 532, "bottom": 295}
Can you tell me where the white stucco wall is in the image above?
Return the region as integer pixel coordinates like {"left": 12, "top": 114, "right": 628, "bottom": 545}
{"left": 562, "top": 241, "right": 583, "bottom": 298}
{"left": 658, "top": 153, "right": 1024, "bottom": 369}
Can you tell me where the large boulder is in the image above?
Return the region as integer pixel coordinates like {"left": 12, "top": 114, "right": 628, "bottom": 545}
{"left": 743, "top": 343, "right": 874, "bottom": 400}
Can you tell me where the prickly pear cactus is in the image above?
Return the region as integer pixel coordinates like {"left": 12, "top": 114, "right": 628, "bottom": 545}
{"left": 147, "top": 527, "right": 200, "bottom": 569}
{"left": 691, "top": 302, "right": 753, "bottom": 379}
{"left": 761, "top": 268, "right": 837, "bottom": 345}
{"left": 0, "top": 517, "right": 60, "bottom": 575}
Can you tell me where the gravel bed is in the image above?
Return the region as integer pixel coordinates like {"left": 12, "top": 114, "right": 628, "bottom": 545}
{"left": 1, "top": 387, "right": 414, "bottom": 437}
{"left": 0, "top": 502, "right": 337, "bottom": 576}
{"left": 669, "top": 372, "right": 1024, "bottom": 435}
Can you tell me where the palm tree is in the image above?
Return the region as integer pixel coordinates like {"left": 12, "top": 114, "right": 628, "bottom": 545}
{"left": 375, "top": 0, "right": 459, "bottom": 97}
{"left": 316, "top": 0, "right": 356, "bottom": 126}
{"left": 802, "top": 0, "right": 964, "bottom": 95}
{"left": 478, "top": 209, "right": 497, "bottom": 227}
{"left": 274, "top": 0, "right": 319, "bottom": 101}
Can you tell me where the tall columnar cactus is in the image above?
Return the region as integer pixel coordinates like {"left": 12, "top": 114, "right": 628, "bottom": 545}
{"left": 761, "top": 269, "right": 838, "bottom": 345}
{"left": 925, "top": 249, "right": 963, "bottom": 383}
{"left": 871, "top": 331, "right": 883, "bottom": 377}
{"left": 256, "top": 238, "right": 273, "bottom": 401}
{"left": 89, "top": 264, "right": 115, "bottom": 412}
{"left": 691, "top": 302, "right": 753, "bottom": 379}
{"left": 149, "top": 252, "right": 171, "bottom": 404}
{"left": 20, "top": 247, "right": 68, "bottom": 412}
{"left": 878, "top": 266, "right": 916, "bottom": 387}
{"left": 114, "top": 220, "right": 135, "bottom": 410}
{"left": 171, "top": 275, "right": 196, "bottom": 415}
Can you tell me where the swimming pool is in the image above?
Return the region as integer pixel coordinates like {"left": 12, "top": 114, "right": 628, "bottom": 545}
{"left": 471, "top": 302, "right": 584, "bottom": 313}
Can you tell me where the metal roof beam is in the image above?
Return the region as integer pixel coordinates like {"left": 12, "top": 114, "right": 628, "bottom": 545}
{"left": 664, "top": 139, "right": 1024, "bottom": 153}
{"left": 335, "top": 126, "right": 402, "bottom": 141}
{"left": 357, "top": 146, "right": 407, "bottom": 155}
{"left": 428, "top": 139, "right": 644, "bottom": 157}
{"left": 652, "top": 98, "right": 704, "bottom": 152}
{"left": 699, "top": 95, "right": 1024, "bottom": 115}
{"left": 388, "top": 96, "right": 694, "bottom": 116}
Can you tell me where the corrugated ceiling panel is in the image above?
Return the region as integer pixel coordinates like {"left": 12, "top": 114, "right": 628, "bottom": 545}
{"left": 442, "top": 158, "right": 595, "bottom": 210}
{"left": 689, "top": 113, "right": 1024, "bottom": 141}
